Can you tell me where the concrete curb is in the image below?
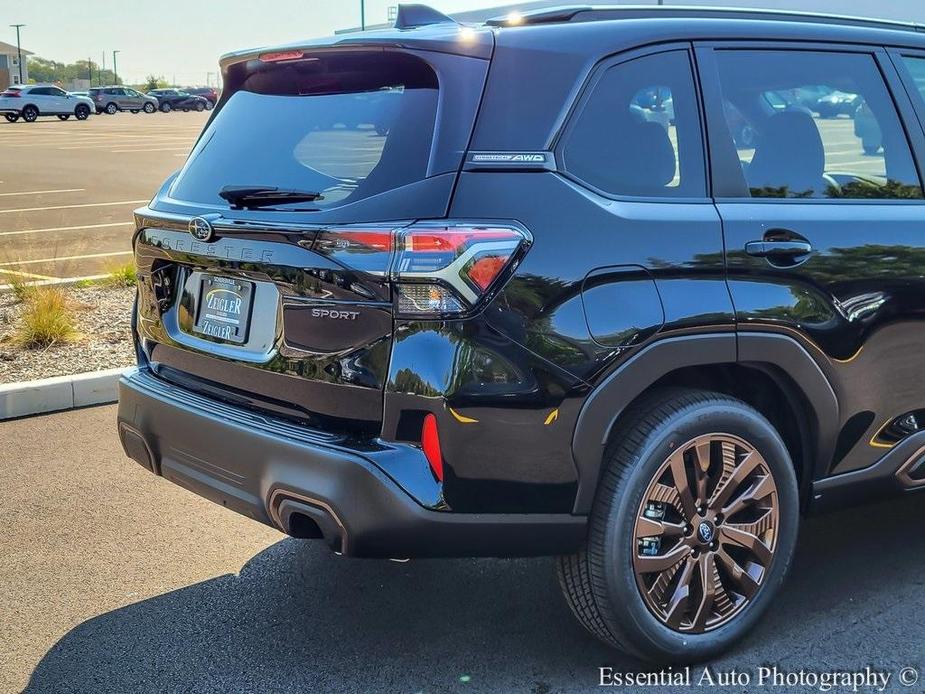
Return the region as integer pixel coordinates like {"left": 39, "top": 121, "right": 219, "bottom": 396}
{"left": 0, "top": 367, "right": 124, "bottom": 420}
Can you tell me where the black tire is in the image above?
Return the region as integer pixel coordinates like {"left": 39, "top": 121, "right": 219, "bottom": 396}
{"left": 203, "top": 100, "right": 213, "bottom": 111}
{"left": 131, "top": 109, "right": 139, "bottom": 114}
{"left": 143, "top": 102, "right": 155, "bottom": 114}
{"left": 557, "top": 388, "right": 799, "bottom": 663}
{"left": 160, "top": 102, "right": 172, "bottom": 113}
{"left": 21, "top": 105, "right": 39, "bottom": 123}
{"left": 105, "top": 102, "right": 118, "bottom": 115}
{"left": 75, "top": 104, "right": 90, "bottom": 120}
{"left": 57, "top": 114, "right": 70, "bottom": 121}
{"left": 4, "top": 113, "right": 19, "bottom": 123}
{"left": 195, "top": 101, "right": 205, "bottom": 112}
{"left": 182, "top": 107, "right": 190, "bottom": 112}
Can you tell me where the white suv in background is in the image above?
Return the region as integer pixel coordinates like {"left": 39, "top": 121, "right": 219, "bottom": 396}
{"left": 0, "top": 84, "right": 95, "bottom": 123}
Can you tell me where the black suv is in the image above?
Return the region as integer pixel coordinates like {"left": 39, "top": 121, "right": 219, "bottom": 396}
{"left": 118, "top": 5, "right": 925, "bottom": 662}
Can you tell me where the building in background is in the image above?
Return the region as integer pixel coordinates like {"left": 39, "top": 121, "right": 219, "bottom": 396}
{"left": 0, "top": 41, "right": 31, "bottom": 89}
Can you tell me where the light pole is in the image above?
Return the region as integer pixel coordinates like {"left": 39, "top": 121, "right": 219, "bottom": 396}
{"left": 112, "top": 50, "right": 120, "bottom": 85}
{"left": 360, "top": 0, "right": 365, "bottom": 30}
{"left": 9, "top": 24, "right": 25, "bottom": 84}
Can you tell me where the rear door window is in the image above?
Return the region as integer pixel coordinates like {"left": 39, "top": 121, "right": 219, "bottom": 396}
{"left": 560, "top": 49, "right": 706, "bottom": 198}
{"left": 712, "top": 50, "right": 923, "bottom": 200}
{"left": 170, "top": 51, "right": 440, "bottom": 210}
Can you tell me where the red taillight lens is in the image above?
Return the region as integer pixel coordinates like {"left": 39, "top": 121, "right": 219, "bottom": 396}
{"left": 421, "top": 413, "right": 443, "bottom": 482}
{"left": 465, "top": 255, "right": 510, "bottom": 291}
{"left": 393, "top": 223, "right": 529, "bottom": 316}
{"left": 1, "top": 90, "right": 21, "bottom": 97}
{"left": 312, "top": 227, "right": 396, "bottom": 275}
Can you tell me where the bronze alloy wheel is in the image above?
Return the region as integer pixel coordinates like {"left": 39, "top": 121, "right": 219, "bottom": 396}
{"left": 632, "top": 433, "right": 780, "bottom": 633}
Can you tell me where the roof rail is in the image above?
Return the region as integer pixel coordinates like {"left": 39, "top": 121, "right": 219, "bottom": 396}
{"left": 485, "top": 4, "right": 923, "bottom": 33}
{"left": 394, "top": 3, "right": 458, "bottom": 30}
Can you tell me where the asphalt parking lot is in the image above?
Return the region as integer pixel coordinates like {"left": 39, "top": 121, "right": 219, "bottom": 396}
{"left": 0, "top": 111, "right": 209, "bottom": 287}
{"left": 1, "top": 405, "right": 923, "bottom": 693}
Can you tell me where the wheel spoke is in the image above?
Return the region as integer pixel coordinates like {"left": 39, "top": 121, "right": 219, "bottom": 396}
{"left": 720, "top": 524, "right": 773, "bottom": 566}
{"left": 693, "top": 441, "right": 712, "bottom": 506}
{"left": 716, "top": 548, "right": 760, "bottom": 599}
{"left": 667, "top": 450, "right": 698, "bottom": 519}
{"left": 635, "top": 516, "right": 686, "bottom": 539}
{"left": 664, "top": 557, "right": 697, "bottom": 629}
{"left": 722, "top": 473, "right": 776, "bottom": 518}
{"left": 692, "top": 552, "right": 717, "bottom": 630}
{"left": 710, "top": 450, "right": 761, "bottom": 510}
{"left": 635, "top": 542, "right": 691, "bottom": 574}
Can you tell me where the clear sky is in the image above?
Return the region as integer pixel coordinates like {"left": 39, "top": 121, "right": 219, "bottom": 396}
{"left": 4, "top": 0, "right": 509, "bottom": 85}
{"left": 8, "top": 0, "right": 925, "bottom": 85}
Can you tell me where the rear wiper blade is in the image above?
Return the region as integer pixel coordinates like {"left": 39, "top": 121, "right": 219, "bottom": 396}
{"left": 219, "top": 185, "right": 324, "bottom": 209}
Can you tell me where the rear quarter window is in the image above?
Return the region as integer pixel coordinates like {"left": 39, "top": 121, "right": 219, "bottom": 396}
{"left": 560, "top": 49, "right": 706, "bottom": 199}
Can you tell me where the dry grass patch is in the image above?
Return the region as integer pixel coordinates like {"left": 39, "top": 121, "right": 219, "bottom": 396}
{"left": 14, "top": 287, "right": 77, "bottom": 349}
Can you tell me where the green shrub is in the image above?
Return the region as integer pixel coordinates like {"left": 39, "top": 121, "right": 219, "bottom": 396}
{"left": 106, "top": 262, "right": 137, "bottom": 288}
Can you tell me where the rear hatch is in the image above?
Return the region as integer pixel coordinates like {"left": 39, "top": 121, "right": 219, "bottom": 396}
{"left": 134, "top": 29, "right": 493, "bottom": 435}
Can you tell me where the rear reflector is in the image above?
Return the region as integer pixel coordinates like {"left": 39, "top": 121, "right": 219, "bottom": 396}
{"left": 421, "top": 413, "right": 443, "bottom": 481}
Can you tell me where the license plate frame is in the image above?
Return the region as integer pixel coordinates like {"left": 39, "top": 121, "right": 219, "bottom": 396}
{"left": 192, "top": 275, "right": 255, "bottom": 345}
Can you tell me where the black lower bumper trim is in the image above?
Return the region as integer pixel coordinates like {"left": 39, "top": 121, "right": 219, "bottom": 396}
{"left": 117, "top": 367, "right": 587, "bottom": 558}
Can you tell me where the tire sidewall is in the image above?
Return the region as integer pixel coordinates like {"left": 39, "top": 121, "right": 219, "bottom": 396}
{"left": 75, "top": 105, "right": 90, "bottom": 120}
{"left": 22, "top": 105, "right": 38, "bottom": 122}
{"left": 598, "top": 399, "right": 799, "bottom": 662}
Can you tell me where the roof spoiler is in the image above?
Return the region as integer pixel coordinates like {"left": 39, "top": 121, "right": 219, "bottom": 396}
{"left": 394, "top": 4, "right": 458, "bottom": 30}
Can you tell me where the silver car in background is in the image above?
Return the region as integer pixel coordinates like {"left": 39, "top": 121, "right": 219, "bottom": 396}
{"left": 0, "top": 84, "right": 94, "bottom": 122}
{"left": 89, "top": 86, "right": 159, "bottom": 115}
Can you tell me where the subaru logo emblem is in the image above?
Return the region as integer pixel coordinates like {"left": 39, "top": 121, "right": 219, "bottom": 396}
{"left": 698, "top": 521, "right": 714, "bottom": 544}
{"left": 189, "top": 216, "right": 214, "bottom": 242}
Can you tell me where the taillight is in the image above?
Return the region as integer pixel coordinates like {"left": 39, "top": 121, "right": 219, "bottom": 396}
{"left": 1, "top": 90, "right": 20, "bottom": 98}
{"left": 311, "top": 221, "right": 531, "bottom": 318}
{"left": 392, "top": 223, "right": 530, "bottom": 317}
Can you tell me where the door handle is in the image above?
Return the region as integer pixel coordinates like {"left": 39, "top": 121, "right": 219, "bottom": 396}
{"left": 745, "top": 240, "right": 813, "bottom": 258}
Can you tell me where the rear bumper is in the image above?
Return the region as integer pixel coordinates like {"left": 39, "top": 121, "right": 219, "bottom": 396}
{"left": 117, "top": 367, "right": 586, "bottom": 558}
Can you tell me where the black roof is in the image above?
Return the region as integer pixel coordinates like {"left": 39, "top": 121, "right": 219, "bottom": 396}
{"left": 484, "top": 5, "right": 924, "bottom": 33}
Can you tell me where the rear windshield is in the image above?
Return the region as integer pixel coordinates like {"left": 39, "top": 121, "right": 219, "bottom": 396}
{"left": 170, "top": 51, "right": 439, "bottom": 210}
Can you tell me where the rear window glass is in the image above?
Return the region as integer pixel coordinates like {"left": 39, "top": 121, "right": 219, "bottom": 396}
{"left": 170, "top": 51, "right": 438, "bottom": 210}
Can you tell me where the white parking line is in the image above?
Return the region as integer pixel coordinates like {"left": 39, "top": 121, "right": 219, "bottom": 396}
{"left": 0, "top": 221, "right": 134, "bottom": 237}
{"left": 0, "top": 250, "right": 132, "bottom": 267}
{"left": 110, "top": 147, "right": 191, "bottom": 153}
{"left": 0, "top": 188, "right": 85, "bottom": 197}
{"left": 0, "top": 267, "right": 57, "bottom": 280}
{"left": 0, "top": 200, "right": 147, "bottom": 214}
{"left": 0, "top": 273, "right": 110, "bottom": 291}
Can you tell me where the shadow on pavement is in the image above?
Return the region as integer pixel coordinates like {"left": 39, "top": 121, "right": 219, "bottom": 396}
{"left": 26, "top": 496, "right": 925, "bottom": 693}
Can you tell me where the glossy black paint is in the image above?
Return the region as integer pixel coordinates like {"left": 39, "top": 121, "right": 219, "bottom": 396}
{"left": 130, "top": 12, "right": 925, "bottom": 525}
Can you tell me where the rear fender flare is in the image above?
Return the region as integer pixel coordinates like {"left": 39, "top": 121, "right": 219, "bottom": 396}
{"left": 570, "top": 333, "right": 839, "bottom": 513}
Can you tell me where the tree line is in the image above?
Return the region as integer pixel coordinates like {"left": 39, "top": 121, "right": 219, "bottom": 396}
{"left": 27, "top": 57, "right": 169, "bottom": 92}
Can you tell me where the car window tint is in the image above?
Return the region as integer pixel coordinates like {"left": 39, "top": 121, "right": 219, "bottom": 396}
{"left": 714, "top": 50, "right": 922, "bottom": 200}
{"left": 900, "top": 56, "right": 925, "bottom": 105}
{"left": 561, "top": 50, "right": 706, "bottom": 198}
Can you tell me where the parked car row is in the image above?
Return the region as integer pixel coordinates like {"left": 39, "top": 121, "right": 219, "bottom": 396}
{"left": 0, "top": 83, "right": 217, "bottom": 122}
